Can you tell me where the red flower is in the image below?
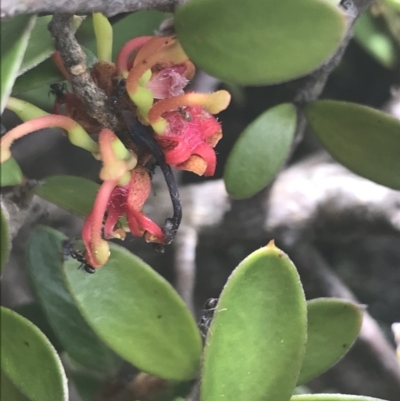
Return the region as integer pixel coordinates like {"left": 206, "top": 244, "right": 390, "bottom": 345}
{"left": 83, "top": 166, "right": 164, "bottom": 268}
{"left": 148, "top": 91, "right": 230, "bottom": 176}
{"left": 155, "top": 105, "right": 222, "bottom": 176}
{"left": 104, "top": 166, "right": 164, "bottom": 242}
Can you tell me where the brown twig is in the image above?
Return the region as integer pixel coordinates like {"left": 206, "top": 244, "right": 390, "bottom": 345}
{"left": 48, "top": 14, "right": 119, "bottom": 130}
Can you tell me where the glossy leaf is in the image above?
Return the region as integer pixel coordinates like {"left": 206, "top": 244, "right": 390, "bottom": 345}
{"left": 292, "top": 395, "right": 388, "bottom": 401}
{"left": 306, "top": 100, "right": 400, "bottom": 189}
{"left": 175, "top": 0, "right": 346, "bottom": 85}
{"left": 201, "top": 241, "right": 307, "bottom": 401}
{"left": 0, "top": 206, "right": 11, "bottom": 272}
{"left": 224, "top": 103, "right": 296, "bottom": 199}
{"left": 63, "top": 242, "right": 202, "bottom": 381}
{"left": 298, "top": 298, "right": 363, "bottom": 385}
{"left": 34, "top": 175, "right": 99, "bottom": 218}
{"left": 354, "top": 12, "right": 397, "bottom": 69}
{"left": 0, "top": 157, "right": 24, "bottom": 187}
{"left": 1, "top": 15, "right": 36, "bottom": 113}
{"left": 0, "top": 306, "right": 68, "bottom": 401}
{"left": 27, "top": 226, "right": 121, "bottom": 373}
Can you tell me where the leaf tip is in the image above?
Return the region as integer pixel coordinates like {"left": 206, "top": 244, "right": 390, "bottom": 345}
{"left": 266, "top": 239, "right": 276, "bottom": 248}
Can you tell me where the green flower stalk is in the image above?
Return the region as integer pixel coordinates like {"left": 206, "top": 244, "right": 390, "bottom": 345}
{"left": 93, "top": 13, "right": 113, "bottom": 63}
{"left": 2, "top": 98, "right": 100, "bottom": 162}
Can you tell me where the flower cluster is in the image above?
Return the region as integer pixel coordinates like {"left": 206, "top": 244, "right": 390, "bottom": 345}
{"left": 1, "top": 28, "right": 230, "bottom": 270}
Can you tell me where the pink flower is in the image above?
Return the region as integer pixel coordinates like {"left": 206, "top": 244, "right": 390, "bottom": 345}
{"left": 83, "top": 166, "right": 164, "bottom": 268}
{"left": 145, "top": 65, "right": 189, "bottom": 99}
{"left": 155, "top": 105, "right": 222, "bottom": 176}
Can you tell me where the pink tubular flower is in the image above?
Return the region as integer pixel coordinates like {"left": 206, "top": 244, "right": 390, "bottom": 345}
{"left": 119, "top": 35, "right": 231, "bottom": 176}
{"left": 82, "top": 130, "right": 164, "bottom": 268}
{"left": 103, "top": 166, "right": 165, "bottom": 243}
{"left": 83, "top": 168, "right": 165, "bottom": 268}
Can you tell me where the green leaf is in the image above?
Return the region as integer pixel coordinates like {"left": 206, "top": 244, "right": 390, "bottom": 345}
{"left": 34, "top": 175, "right": 99, "bottom": 218}
{"left": 1, "top": 15, "right": 37, "bottom": 113}
{"left": 13, "top": 46, "right": 97, "bottom": 98}
{"left": 298, "top": 298, "right": 363, "bottom": 385}
{"left": 224, "top": 103, "right": 296, "bottom": 199}
{"left": 354, "top": 12, "right": 398, "bottom": 69}
{"left": 63, "top": 242, "right": 202, "bottom": 381}
{"left": 306, "top": 100, "right": 400, "bottom": 190}
{"left": 291, "top": 395, "right": 388, "bottom": 401}
{"left": 201, "top": 241, "right": 307, "bottom": 401}
{"left": 0, "top": 306, "right": 68, "bottom": 401}
{"left": 27, "top": 226, "right": 121, "bottom": 373}
{"left": 1, "top": 370, "right": 31, "bottom": 401}
{"left": 0, "top": 206, "right": 11, "bottom": 272}
{"left": 0, "top": 157, "right": 24, "bottom": 187}
{"left": 18, "top": 16, "right": 83, "bottom": 76}
{"left": 14, "top": 303, "right": 63, "bottom": 353}
{"left": 385, "top": 0, "right": 400, "bottom": 11}
{"left": 12, "top": 57, "right": 65, "bottom": 96}
{"left": 18, "top": 16, "right": 54, "bottom": 75}
{"left": 71, "top": 371, "right": 103, "bottom": 401}
{"left": 175, "top": 0, "right": 346, "bottom": 85}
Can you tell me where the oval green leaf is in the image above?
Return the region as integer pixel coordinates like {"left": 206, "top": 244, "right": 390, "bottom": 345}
{"left": 224, "top": 103, "right": 296, "bottom": 199}
{"left": 14, "top": 303, "right": 63, "bottom": 353}
{"left": 0, "top": 205, "right": 11, "bottom": 272}
{"left": 354, "top": 12, "right": 398, "bottom": 69}
{"left": 0, "top": 306, "right": 68, "bottom": 401}
{"left": 1, "top": 15, "right": 36, "bottom": 113}
{"left": 0, "top": 157, "right": 24, "bottom": 187}
{"left": 27, "top": 225, "right": 121, "bottom": 373}
{"left": 175, "top": 0, "right": 346, "bottom": 85}
{"left": 292, "top": 395, "right": 388, "bottom": 401}
{"left": 201, "top": 241, "right": 307, "bottom": 401}
{"left": 298, "top": 298, "right": 363, "bottom": 385}
{"left": 63, "top": 242, "right": 202, "bottom": 381}
{"left": 306, "top": 100, "right": 400, "bottom": 189}
{"left": 34, "top": 175, "right": 99, "bottom": 218}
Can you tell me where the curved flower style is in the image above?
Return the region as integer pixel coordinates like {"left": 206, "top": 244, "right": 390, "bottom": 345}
{"left": 1, "top": 25, "right": 231, "bottom": 270}
{"left": 83, "top": 167, "right": 164, "bottom": 268}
